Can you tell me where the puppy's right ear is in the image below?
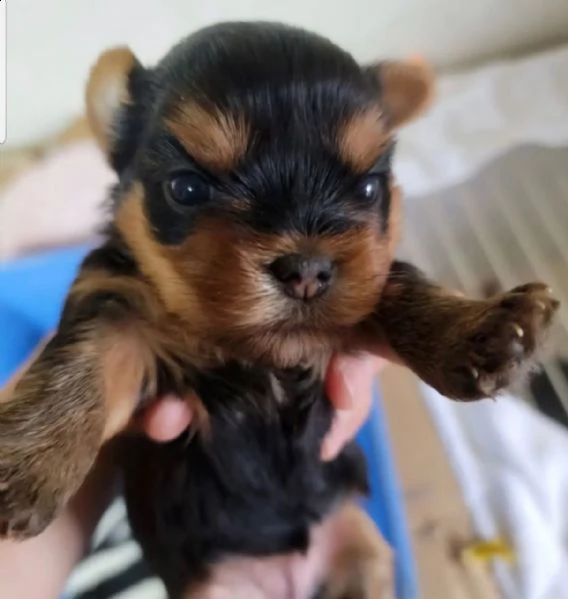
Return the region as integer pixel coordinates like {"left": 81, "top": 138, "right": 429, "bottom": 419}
{"left": 368, "top": 56, "right": 436, "bottom": 129}
{"left": 86, "top": 47, "right": 147, "bottom": 173}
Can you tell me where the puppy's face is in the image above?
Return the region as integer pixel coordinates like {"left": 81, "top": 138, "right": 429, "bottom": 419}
{"left": 87, "top": 23, "right": 434, "bottom": 361}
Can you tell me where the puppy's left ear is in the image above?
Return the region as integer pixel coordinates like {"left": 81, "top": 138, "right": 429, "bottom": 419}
{"left": 86, "top": 47, "right": 147, "bottom": 173}
{"left": 368, "top": 56, "right": 436, "bottom": 128}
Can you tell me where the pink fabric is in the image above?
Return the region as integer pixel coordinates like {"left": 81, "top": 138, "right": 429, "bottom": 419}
{"left": 0, "top": 140, "right": 115, "bottom": 261}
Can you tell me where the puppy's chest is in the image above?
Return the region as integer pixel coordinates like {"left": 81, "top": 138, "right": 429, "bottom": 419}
{"left": 123, "top": 358, "right": 369, "bottom": 596}
{"left": 123, "top": 362, "right": 343, "bottom": 585}
{"left": 182, "top": 361, "right": 335, "bottom": 469}
{"left": 194, "top": 361, "right": 323, "bottom": 418}
{"left": 141, "top": 359, "right": 337, "bottom": 507}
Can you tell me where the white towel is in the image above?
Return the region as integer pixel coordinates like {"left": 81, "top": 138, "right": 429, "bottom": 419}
{"left": 423, "top": 386, "right": 568, "bottom": 599}
{"left": 395, "top": 44, "right": 568, "bottom": 197}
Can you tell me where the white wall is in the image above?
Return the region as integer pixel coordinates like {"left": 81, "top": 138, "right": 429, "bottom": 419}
{"left": 5, "top": 0, "right": 568, "bottom": 148}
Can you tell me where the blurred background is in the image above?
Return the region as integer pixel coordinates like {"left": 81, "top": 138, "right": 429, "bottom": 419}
{"left": 2, "top": 2, "right": 568, "bottom": 598}
{"left": 5, "top": 0, "right": 568, "bottom": 147}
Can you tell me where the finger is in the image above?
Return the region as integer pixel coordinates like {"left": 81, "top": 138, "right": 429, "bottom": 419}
{"left": 139, "top": 395, "right": 193, "bottom": 442}
{"left": 321, "top": 354, "right": 382, "bottom": 460}
{"left": 325, "top": 353, "right": 384, "bottom": 410}
{"left": 321, "top": 397, "right": 373, "bottom": 462}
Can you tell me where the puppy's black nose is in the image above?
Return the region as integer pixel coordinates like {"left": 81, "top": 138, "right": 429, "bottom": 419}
{"left": 269, "top": 253, "right": 334, "bottom": 300}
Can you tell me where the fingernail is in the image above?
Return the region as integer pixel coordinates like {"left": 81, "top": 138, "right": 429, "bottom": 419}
{"left": 321, "top": 436, "right": 340, "bottom": 461}
{"left": 321, "top": 409, "right": 351, "bottom": 461}
{"left": 336, "top": 361, "right": 355, "bottom": 409}
{"left": 321, "top": 438, "right": 333, "bottom": 461}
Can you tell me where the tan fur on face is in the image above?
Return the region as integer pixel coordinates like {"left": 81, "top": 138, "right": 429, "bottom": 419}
{"left": 115, "top": 182, "right": 393, "bottom": 366}
{"left": 190, "top": 222, "right": 389, "bottom": 334}
{"left": 166, "top": 102, "right": 250, "bottom": 172}
{"left": 86, "top": 47, "right": 137, "bottom": 154}
{"left": 174, "top": 218, "right": 388, "bottom": 339}
{"left": 338, "top": 107, "right": 390, "bottom": 172}
{"left": 115, "top": 185, "right": 201, "bottom": 320}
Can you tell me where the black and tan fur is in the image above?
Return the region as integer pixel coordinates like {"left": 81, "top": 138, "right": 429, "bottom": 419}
{"left": 0, "top": 22, "right": 559, "bottom": 598}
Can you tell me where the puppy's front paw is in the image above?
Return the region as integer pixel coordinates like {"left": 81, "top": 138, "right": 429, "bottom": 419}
{"left": 445, "top": 283, "right": 559, "bottom": 400}
{"left": 0, "top": 467, "right": 59, "bottom": 539}
{"left": 0, "top": 394, "right": 103, "bottom": 539}
{"left": 0, "top": 434, "right": 83, "bottom": 539}
{"left": 0, "top": 434, "right": 102, "bottom": 539}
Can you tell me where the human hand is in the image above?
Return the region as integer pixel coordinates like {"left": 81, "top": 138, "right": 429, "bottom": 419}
{"left": 321, "top": 353, "right": 386, "bottom": 460}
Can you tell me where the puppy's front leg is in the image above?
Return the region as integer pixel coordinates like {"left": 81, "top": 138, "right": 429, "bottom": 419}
{"left": 0, "top": 268, "right": 154, "bottom": 538}
{"left": 358, "top": 261, "right": 559, "bottom": 400}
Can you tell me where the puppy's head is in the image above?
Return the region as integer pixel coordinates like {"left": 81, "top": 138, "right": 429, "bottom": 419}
{"left": 86, "top": 22, "right": 434, "bottom": 364}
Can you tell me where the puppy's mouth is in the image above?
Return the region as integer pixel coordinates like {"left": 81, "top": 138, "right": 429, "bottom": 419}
{"left": 260, "top": 280, "right": 349, "bottom": 339}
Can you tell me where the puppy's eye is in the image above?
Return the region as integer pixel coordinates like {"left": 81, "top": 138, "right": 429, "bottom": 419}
{"left": 165, "top": 173, "right": 211, "bottom": 207}
{"left": 357, "top": 175, "right": 382, "bottom": 202}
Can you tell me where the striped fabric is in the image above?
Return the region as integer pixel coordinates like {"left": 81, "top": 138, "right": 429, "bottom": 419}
{"left": 65, "top": 499, "right": 166, "bottom": 599}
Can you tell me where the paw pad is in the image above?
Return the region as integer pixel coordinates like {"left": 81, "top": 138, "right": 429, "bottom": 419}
{"left": 445, "top": 282, "right": 560, "bottom": 400}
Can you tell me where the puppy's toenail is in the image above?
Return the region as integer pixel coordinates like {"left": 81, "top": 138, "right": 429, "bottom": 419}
{"left": 536, "top": 301, "right": 546, "bottom": 312}
{"left": 471, "top": 367, "right": 479, "bottom": 379}
{"left": 479, "top": 379, "right": 496, "bottom": 396}
{"left": 512, "top": 323, "right": 524, "bottom": 338}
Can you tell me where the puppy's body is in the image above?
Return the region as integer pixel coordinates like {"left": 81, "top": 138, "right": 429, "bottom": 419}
{"left": 0, "top": 21, "right": 559, "bottom": 599}
{"left": 76, "top": 26, "right": 397, "bottom": 594}
{"left": 123, "top": 364, "right": 366, "bottom": 598}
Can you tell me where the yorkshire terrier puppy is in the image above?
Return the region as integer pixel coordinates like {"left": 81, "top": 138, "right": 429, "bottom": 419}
{"left": 0, "top": 21, "right": 559, "bottom": 598}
